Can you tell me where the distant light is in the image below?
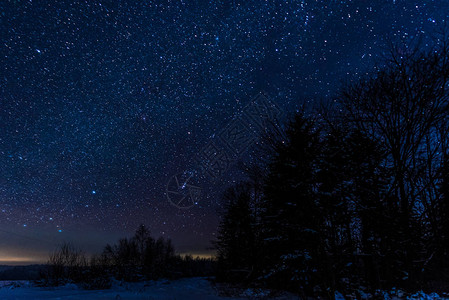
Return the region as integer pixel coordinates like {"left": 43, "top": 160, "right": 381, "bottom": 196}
{"left": 92, "top": 190, "right": 96, "bottom": 194}
{"left": 58, "top": 229, "right": 62, "bottom": 233}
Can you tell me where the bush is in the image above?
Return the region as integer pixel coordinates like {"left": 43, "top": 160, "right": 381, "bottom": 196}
{"left": 40, "top": 242, "right": 88, "bottom": 286}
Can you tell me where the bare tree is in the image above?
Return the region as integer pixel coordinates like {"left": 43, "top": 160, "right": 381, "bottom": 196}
{"left": 338, "top": 35, "right": 449, "bottom": 281}
{"left": 45, "top": 242, "right": 88, "bottom": 285}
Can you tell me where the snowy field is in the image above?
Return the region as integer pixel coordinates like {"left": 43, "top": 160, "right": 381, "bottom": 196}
{"left": 0, "top": 278, "right": 446, "bottom": 299}
{"left": 0, "top": 277, "right": 296, "bottom": 300}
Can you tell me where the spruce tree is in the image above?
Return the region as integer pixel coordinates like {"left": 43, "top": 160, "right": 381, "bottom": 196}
{"left": 261, "top": 113, "right": 326, "bottom": 293}
{"left": 215, "top": 182, "right": 257, "bottom": 282}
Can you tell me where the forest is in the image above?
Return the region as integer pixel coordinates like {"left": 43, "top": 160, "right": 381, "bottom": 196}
{"left": 35, "top": 37, "right": 449, "bottom": 299}
{"left": 214, "top": 37, "right": 449, "bottom": 298}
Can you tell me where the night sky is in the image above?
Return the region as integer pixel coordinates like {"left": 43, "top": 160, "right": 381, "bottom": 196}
{"left": 1, "top": 0, "right": 448, "bottom": 264}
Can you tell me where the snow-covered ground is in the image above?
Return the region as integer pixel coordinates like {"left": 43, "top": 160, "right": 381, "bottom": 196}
{"left": 1, "top": 278, "right": 445, "bottom": 299}
{"left": 335, "top": 289, "right": 447, "bottom": 300}
{"left": 0, "top": 277, "right": 296, "bottom": 299}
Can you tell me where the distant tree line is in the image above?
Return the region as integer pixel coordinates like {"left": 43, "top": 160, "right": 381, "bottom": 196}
{"left": 40, "top": 225, "right": 215, "bottom": 289}
{"left": 0, "top": 265, "right": 43, "bottom": 281}
{"left": 215, "top": 36, "right": 449, "bottom": 298}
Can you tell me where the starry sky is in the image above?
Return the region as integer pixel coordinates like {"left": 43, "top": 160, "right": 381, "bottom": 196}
{"left": 1, "top": 0, "right": 448, "bottom": 264}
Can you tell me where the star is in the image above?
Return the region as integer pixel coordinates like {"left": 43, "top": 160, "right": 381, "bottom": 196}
{"left": 0, "top": 0, "right": 446, "bottom": 264}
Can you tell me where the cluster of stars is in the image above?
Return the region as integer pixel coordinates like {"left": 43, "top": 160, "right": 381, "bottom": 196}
{"left": 0, "top": 0, "right": 447, "bottom": 259}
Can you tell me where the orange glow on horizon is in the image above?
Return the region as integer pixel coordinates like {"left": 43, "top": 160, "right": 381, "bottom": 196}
{"left": 179, "top": 252, "right": 216, "bottom": 259}
{"left": 0, "top": 257, "right": 39, "bottom": 266}
{"left": 0, "top": 252, "right": 47, "bottom": 265}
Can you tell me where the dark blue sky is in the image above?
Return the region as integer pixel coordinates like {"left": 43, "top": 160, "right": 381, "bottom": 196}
{"left": 1, "top": 0, "right": 447, "bottom": 264}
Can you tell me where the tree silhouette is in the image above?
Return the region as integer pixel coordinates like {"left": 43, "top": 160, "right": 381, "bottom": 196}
{"left": 215, "top": 182, "right": 257, "bottom": 282}
{"left": 339, "top": 37, "right": 449, "bottom": 287}
{"left": 260, "top": 113, "right": 329, "bottom": 294}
